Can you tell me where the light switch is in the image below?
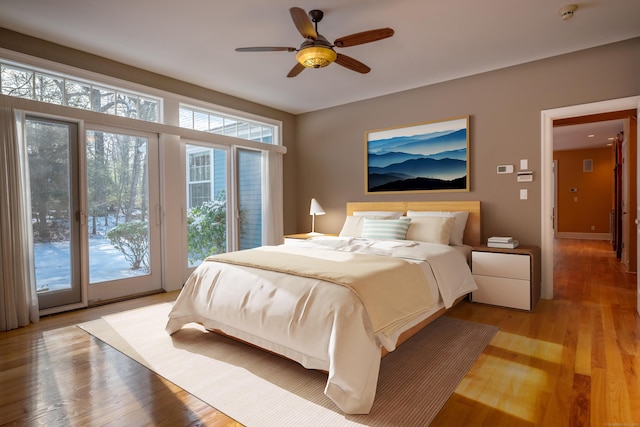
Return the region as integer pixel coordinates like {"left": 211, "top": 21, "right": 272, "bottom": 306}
{"left": 520, "top": 189, "right": 528, "bottom": 200}
{"left": 520, "top": 159, "right": 528, "bottom": 170}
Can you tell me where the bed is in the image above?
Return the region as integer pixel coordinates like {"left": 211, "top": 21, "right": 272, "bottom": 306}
{"left": 166, "top": 201, "right": 480, "bottom": 414}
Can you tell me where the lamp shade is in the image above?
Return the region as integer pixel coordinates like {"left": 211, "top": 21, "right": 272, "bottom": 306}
{"left": 309, "top": 198, "right": 325, "bottom": 215}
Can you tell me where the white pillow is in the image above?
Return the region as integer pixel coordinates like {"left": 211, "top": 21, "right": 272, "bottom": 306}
{"left": 339, "top": 216, "right": 364, "bottom": 237}
{"left": 406, "top": 210, "right": 469, "bottom": 246}
{"left": 405, "top": 216, "right": 456, "bottom": 245}
{"left": 353, "top": 211, "right": 403, "bottom": 219}
{"left": 361, "top": 217, "right": 411, "bottom": 240}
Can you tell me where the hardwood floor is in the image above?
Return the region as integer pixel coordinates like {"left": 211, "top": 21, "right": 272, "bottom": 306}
{"left": 432, "top": 239, "right": 640, "bottom": 426}
{"left": 1, "top": 239, "right": 637, "bottom": 426}
{"left": 0, "top": 293, "right": 240, "bottom": 427}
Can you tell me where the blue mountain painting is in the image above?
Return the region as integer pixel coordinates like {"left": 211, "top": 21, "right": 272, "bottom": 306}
{"left": 367, "top": 125, "right": 468, "bottom": 192}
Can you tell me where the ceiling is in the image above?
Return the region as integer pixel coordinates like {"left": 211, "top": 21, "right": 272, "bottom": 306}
{"left": 554, "top": 119, "right": 625, "bottom": 151}
{"left": 0, "top": 0, "right": 637, "bottom": 149}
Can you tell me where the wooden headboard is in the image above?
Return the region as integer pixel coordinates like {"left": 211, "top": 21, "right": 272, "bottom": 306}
{"left": 346, "top": 201, "right": 481, "bottom": 247}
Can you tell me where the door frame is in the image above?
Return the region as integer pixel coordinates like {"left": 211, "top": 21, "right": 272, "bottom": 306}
{"left": 541, "top": 95, "right": 640, "bottom": 300}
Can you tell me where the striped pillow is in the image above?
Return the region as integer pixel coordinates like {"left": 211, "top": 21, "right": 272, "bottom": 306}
{"left": 361, "top": 217, "right": 411, "bottom": 240}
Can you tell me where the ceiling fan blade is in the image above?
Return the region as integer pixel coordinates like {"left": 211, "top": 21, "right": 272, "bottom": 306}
{"left": 236, "top": 47, "right": 297, "bottom": 52}
{"left": 289, "top": 7, "right": 317, "bottom": 40}
{"left": 287, "top": 63, "right": 305, "bottom": 78}
{"left": 333, "top": 28, "right": 394, "bottom": 48}
{"left": 335, "top": 53, "right": 371, "bottom": 74}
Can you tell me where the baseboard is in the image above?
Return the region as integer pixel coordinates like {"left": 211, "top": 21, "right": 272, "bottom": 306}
{"left": 556, "top": 232, "right": 611, "bottom": 240}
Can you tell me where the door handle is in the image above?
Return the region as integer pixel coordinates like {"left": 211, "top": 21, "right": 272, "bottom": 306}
{"left": 77, "top": 211, "right": 86, "bottom": 225}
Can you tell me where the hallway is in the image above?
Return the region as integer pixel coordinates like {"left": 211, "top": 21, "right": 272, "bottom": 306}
{"left": 553, "top": 238, "right": 636, "bottom": 305}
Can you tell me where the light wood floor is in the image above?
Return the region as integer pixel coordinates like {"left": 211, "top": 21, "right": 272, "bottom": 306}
{"left": 1, "top": 239, "right": 638, "bottom": 426}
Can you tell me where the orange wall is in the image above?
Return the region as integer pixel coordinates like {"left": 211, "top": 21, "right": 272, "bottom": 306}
{"left": 553, "top": 147, "right": 614, "bottom": 234}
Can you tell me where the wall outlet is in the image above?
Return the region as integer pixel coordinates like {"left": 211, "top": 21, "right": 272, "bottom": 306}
{"left": 520, "top": 189, "right": 528, "bottom": 200}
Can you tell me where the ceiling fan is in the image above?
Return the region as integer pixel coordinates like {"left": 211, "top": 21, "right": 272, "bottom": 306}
{"left": 235, "top": 7, "right": 394, "bottom": 78}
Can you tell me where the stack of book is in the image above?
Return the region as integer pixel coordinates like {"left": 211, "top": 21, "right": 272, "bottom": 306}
{"left": 487, "top": 236, "right": 519, "bottom": 248}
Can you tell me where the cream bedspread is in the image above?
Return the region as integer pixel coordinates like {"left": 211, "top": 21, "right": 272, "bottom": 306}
{"left": 166, "top": 237, "right": 477, "bottom": 414}
{"left": 210, "top": 245, "right": 435, "bottom": 337}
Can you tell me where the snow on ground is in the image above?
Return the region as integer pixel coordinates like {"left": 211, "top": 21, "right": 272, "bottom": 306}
{"left": 35, "top": 236, "right": 146, "bottom": 292}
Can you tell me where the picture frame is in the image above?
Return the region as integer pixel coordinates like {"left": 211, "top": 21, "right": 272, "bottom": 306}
{"left": 365, "top": 116, "right": 470, "bottom": 193}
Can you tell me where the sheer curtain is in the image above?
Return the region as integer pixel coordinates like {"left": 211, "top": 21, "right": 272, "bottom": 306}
{"left": 0, "top": 106, "right": 38, "bottom": 330}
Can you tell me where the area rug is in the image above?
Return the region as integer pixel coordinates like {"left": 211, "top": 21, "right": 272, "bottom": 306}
{"left": 78, "top": 302, "right": 498, "bottom": 426}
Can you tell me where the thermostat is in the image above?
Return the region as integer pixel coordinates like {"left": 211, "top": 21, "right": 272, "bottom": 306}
{"left": 497, "top": 165, "right": 514, "bottom": 174}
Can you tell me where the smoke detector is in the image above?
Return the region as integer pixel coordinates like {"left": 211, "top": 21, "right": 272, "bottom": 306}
{"left": 558, "top": 4, "right": 578, "bottom": 20}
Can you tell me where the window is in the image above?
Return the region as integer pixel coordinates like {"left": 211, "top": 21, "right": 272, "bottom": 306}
{"left": 186, "top": 145, "right": 228, "bottom": 267}
{"left": 188, "top": 150, "right": 213, "bottom": 208}
{"left": 179, "top": 105, "right": 275, "bottom": 144}
{"left": 0, "top": 60, "right": 161, "bottom": 122}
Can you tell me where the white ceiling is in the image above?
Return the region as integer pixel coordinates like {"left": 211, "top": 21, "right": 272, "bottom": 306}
{"left": 0, "top": 0, "right": 637, "bottom": 149}
{"left": 554, "top": 119, "right": 625, "bottom": 151}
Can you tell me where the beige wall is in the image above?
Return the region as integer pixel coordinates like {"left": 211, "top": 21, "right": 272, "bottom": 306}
{"left": 1, "top": 28, "right": 639, "bottom": 247}
{"left": 294, "top": 37, "right": 640, "bottom": 247}
{"left": 553, "top": 147, "right": 614, "bottom": 235}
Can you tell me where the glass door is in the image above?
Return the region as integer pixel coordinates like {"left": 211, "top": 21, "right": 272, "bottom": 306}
{"left": 182, "top": 145, "right": 263, "bottom": 271}
{"left": 236, "top": 148, "right": 263, "bottom": 250}
{"left": 185, "top": 143, "right": 228, "bottom": 268}
{"left": 86, "top": 127, "right": 161, "bottom": 303}
{"left": 26, "top": 117, "right": 82, "bottom": 310}
{"left": 26, "top": 118, "right": 162, "bottom": 311}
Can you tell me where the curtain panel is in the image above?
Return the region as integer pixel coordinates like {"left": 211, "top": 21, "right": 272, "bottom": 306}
{"left": 263, "top": 150, "right": 284, "bottom": 246}
{"left": 0, "top": 106, "right": 39, "bottom": 331}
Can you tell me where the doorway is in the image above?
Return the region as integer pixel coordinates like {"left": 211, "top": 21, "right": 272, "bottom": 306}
{"left": 541, "top": 95, "right": 640, "bottom": 315}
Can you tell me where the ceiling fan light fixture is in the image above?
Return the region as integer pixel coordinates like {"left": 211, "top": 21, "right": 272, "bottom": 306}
{"left": 296, "top": 46, "right": 337, "bottom": 68}
{"left": 557, "top": 4, "right": 578, "bottom": 20}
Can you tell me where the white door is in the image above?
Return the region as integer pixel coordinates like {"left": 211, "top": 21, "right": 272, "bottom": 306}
{"left": 85, "top": 126, "right": 162, "bottom": 303}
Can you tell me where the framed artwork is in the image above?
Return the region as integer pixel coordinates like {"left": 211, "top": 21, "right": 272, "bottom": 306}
{"left": 365, "top": 116, "right": 469, "bottom": 193}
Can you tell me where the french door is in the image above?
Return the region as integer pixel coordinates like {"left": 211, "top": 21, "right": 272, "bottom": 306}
{"left": 85, "top": 126, "right": 161, "bottom": 303}
{"left": 26, "top": 117, "right": 82, "bottom": 309}
{"left": 26, "top": 116, "right": 161, "bottom": 311}
{"left": 184, "top": 144, "right": 264, "bottom": 270}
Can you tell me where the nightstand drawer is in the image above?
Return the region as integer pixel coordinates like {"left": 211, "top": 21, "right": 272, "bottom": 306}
{"left": 472, "top": 251, "right": 530, "bottom": 280}
{"left": 471, "top": 275, "right": 531, "bottom": 310}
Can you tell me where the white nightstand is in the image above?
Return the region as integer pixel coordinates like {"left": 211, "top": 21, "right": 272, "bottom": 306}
{"left": 470, "top": 245, "right": 541, "bottom": 311}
